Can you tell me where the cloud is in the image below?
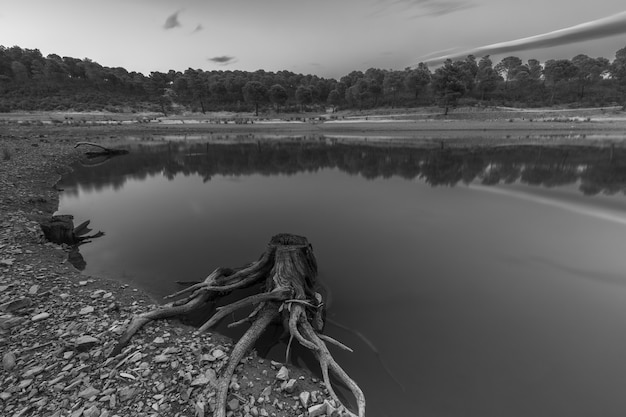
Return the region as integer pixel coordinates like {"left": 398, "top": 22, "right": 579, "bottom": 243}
{"left": 191, "top": 24, "right": 203, "bottom": 34}
{"left": 422, "top": 10, "right": 626, "bottom": 64}
{"left": 371, "top": 0, "right": 473, "bottom": 18}
{"left": 163, "top": 11, "right": 182, "bottom": 29}
{"left": 208, "top": 56, "right": 236, "bottom": 65}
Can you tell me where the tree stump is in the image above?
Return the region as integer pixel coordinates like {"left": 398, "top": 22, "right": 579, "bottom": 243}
{"left": 40, "top": 215, "right": 103, "bottom": 245}
{"left": 110, "top": 233, "right": 365, "bottom": 417}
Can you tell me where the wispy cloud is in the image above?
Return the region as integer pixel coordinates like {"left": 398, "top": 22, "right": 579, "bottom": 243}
{"left": 208, "top": 56, "right": 237, "bottom": 65}
{"left": 371, "top": 0, "right": 473, "bottom": 18}
{"left": 191, "top": 24, "right": 203, "bottom": 34}
{"left": 163, "top": 10, "right": 182, "bottom": 30}
{"left": 422, "top": 10, "right": 626, "bottom": 63}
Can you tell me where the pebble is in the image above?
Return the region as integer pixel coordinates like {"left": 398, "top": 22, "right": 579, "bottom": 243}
{"left": 31, "top": 312, "right": 50, "bottom": 321}
{"left": 227, "top": 398, "right": 240, "bottom": 411}
{"left": 153, "top": 354, "right": 169, "bottom": 363}
{"left": 83, "top": 405, "right": 100, "bottom": 417}
{"left": 79, "top": 306, "right": 94, "bottom": 315}
{"left": 212, "top": 348, "right": 226, "bottom": 359}
{"left": 276, "top": 366, "right": 289, "bottom": 381}
{"left": 2, "top": 351, "right": 16, "bottom": 370}
{"left": 282, "top": 378, "right": 297, "bottom": 394}
{"left": 299, "top": 391, "right": 310, "bottom": 408}
{"left": 1, "top": 297, "right": 33, "bottom": 312}
{"left": 190, "top": 375, "right": 210, "bottom": 386}
{"left": 22, "top": 365, "right": 44, "bottom": 378}
{"left": 75, "top": 335, "right": 99, "bottom": 351}
{"left": 78, "top": 386, "right": 100, "bottom": 399}
{"left": 308, "top": 400, "right": 337, "bottom": 417}
{"left": 118, "top": 386, "right": 136, "bottom": 402}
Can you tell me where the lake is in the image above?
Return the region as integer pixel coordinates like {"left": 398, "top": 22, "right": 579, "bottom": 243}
{"left": 57, "top": 135, "right": 626, "bottom": 417}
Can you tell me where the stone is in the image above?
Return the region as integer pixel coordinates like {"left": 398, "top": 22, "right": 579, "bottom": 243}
{"left": 22, "top": 365, "right": 44, "bottom": 378}
{"left": 308, "top": 400, "right": 337, "bottom": 417}
{"left": 79, "top": 306, "right": 94, "bottom": 315}
{"left": 0, "top": 297, "right": 33, "bottom": 313}
{"left": 31, "top": 312, "right": 50, "bottom": 322}
{"left": 282, "top": 378, "right": 297, "bottom": 394}
{"left": 212, "top": 348, "right": 226, "bottom": 359}
{"left": 75, "top": 335, "right": 99, "bottom": 351}
{"left": 153, "top": 354, "right": 169, "bottom": 363}
{"left": 153, "top": 336, "right": 165, "bottom": 344}
{"left": 0, "top": 315, "right": 25, "bottom": 329}
{"left": 118, "top": 386, "right": 136, "bottom": 402}
{"left": 299, "top": 391, "right": 310, "bottom": 408}
{"left": 83, "top": 405, "right": 100, "bottom": 417}
{"left": 191, "top": 375, "right": 210, "bottom": 386}
{"left": 78, "top": 386, "right": 100, "bottom": 399}
{"left": 18, "top": 379, "right": 33, "bottom": 389}
{"left": 2, "top": 351, "right": 16, "bottom": 371}
{"left": 276, "top": 366, "right": 289, "bottom": 381}
{"left": 227, "top": 398, "right": 240, "bottom": 411}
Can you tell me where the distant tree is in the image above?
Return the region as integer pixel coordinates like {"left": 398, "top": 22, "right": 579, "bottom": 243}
{"left": 526, "top": 59, "right": 543, "bottom": 81}
{"left": 339, "top": 70, "right": 364, "bottom": 89}
{"left": 383, "top": 71, "right": 405, "bottom": 107}
{"left": 475, "top": 56, "right": 500, "bottom": 100}
{"left": 148, "top": 71, "right": 174, "bottom": 115}
{"left": 242, "top": 80, "right": 268, "bottom": 115}
{"left": 610, "top": 46, "right": 626, "bottom": 85}
{"left": 572, "top": 54, "right": 609, "bottom": 100}
{"left": 368, "top": 80, "right": 383, "bottom": 107}
{"left": 327, "top": 89, "right": 341, "bottom": 112}
{"left": 432, "top": 60, "right": 468, "bottom": 115}
{"left": 10, "top": 61, "right": 29, "bottom": 83}
{"left": 543, "top": 59, "right": 578, "bottom": 104}
{"left": 404, "top": 63, "right": 431, "bottom": 102}
{"left": 295, "top": 85, "right": 313, "bottom": 112}
{"left": 269, "top": 84, "right": 288, "bottom": 112}
{"left": 458, "top": 55, "right": 478, "bottom": 95}
{"left": 210, "top": 79, "right": 228, "bottom": 106}
{"left": 495, "top": 56, "right": 523, "bottom": 89}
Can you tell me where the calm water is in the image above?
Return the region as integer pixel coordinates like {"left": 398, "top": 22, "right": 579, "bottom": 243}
{"left": 57, "top": 137, "right": 626, "bottom": 417}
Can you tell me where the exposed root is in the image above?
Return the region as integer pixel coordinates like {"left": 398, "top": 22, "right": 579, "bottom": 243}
{"left": 300, "top": 321, "right": 366, "bottom": 417}
{"left": 111, "top": 234, "right": 365, "bottom": 417}
{"left": 214, "top": 304, "right": 279, "bottom": 417}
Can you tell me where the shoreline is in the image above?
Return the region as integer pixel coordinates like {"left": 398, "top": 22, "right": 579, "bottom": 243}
{"left": 0, "top": 129, "right": 336, "bottom": 417}
{"left": 2, "top": 111, "right": 626, "bottom": 416}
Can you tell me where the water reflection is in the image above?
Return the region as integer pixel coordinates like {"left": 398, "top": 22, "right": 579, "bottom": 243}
{"left": 64, "top": 138, "right": 626, "bottom": 196}
{"left": 58, "top": 137, "right": 626, "bottom": 417}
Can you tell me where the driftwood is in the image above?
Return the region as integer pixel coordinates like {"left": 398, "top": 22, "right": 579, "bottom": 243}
{"left": 110, "top": 233, "right": 365, "bottom": 417}
{"left": 74, "top": 141, "right": 129, "bottom": 157}
{"left": 40, "top": 215, "right": 104, "bottom": 245}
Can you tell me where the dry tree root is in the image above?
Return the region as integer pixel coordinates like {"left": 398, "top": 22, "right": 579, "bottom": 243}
{"left": 74, "top": 141, "right": 129, "bottom": 157}
{"left": 109, "top": 233, "right": 365, "bottom": 417}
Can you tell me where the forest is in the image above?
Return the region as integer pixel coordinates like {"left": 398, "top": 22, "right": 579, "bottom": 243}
{"left": 1, "top": 44, "right": 626, "bottom": 114}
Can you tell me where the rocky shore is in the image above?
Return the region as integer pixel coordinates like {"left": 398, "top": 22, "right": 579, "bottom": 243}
{"left": 2, "top": 106, "right": 625, "bottom": 416}
{"left": 0, "top": 132, "right": 337, "bottom": 417}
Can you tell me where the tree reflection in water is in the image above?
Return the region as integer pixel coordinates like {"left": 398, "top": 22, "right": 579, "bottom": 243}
{"left": 62, "top": 137, "right": 626, "bottom": 196}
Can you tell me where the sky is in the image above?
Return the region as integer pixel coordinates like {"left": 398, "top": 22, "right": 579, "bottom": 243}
{"left": 1, "top": 0, "right": 626, "bottom": 79}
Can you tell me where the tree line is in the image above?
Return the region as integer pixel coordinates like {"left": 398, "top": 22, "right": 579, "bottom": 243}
{"left": 1, "top": 44, "right": 626, "bottom": 114}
